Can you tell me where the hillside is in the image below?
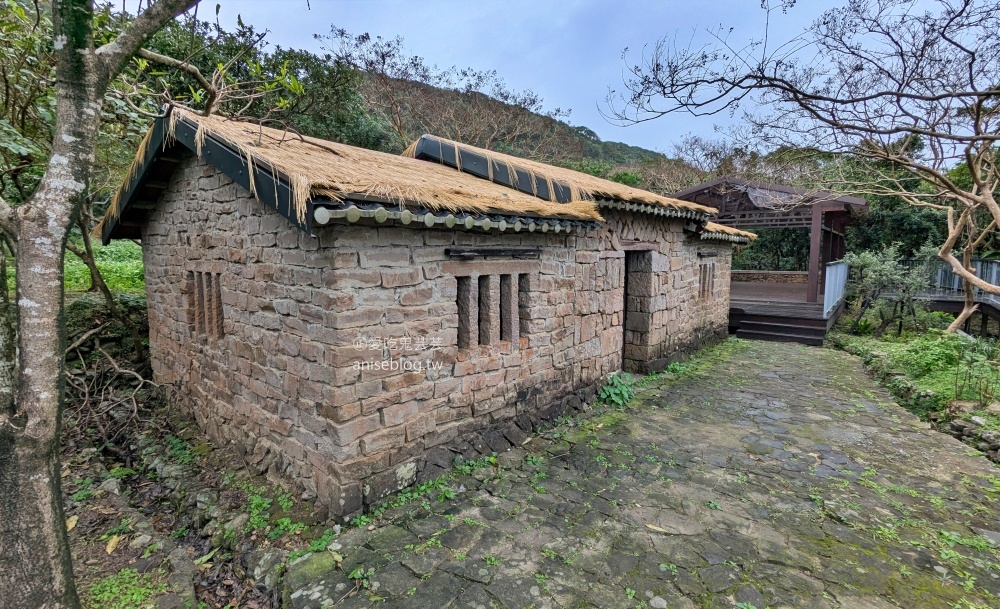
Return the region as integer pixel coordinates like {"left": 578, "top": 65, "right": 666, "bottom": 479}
{"left": 569, "top": 124, "right": 667, "bottom": 165}
{"left": 362, "top": 77, "right": 702, "bottom": 193}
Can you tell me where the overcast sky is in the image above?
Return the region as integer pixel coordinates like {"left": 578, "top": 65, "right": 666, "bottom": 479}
{"left": 144, "top": 0, "right": 842, "bottom": 154}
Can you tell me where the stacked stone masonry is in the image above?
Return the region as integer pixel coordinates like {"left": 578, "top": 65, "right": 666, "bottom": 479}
{"left": 730, "top": 270, "right": 808, "bottom": 284}
{"left": 142, "top": 155, "right": 734, "bottom": 519}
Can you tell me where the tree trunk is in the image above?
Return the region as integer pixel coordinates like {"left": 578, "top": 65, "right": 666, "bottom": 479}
{"left": 0, "top": 217, "right": 78, "bottom": 608}
{"left": 0, "top": 248, "right": 15, "bottom": 415}
{"left": 874, "top": 303, "right": 896, "bottom": 337}
{"left": 851, "top": 293, "right": 877, "bottom": 334}
{"left": 947, "top": 254, "right": 979, "bottom": 334}
{"left": 0, "top": 1, "right": 201, "bottom": 605}
{"left": 0, "top": 14, "right": 102, "bottom": 602}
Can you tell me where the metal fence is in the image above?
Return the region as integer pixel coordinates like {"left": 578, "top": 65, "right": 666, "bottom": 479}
{"left": 899, "top": 258, "right": 1000, "bottom": 308}
{"left": 824, "top": 261, "right": 850, "bottom": 319}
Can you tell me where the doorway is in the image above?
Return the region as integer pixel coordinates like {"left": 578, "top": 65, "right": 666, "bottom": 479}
{"left": 622, "top": 251, "right": 653, "bottom": 373}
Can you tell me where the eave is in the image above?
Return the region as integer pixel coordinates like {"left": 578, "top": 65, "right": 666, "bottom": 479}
{"left": 102, "top": 108, "right": 310, "bottom": 244}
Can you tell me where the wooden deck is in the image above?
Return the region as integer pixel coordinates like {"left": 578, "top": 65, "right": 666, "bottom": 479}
{"left": 899, "top": 259, "right": 1000, "bottom": 333}
{"left": 731, "top": 274, "right": 1000, "bottom": 345}
{"left": 729, "top": 282, "right": 841, "bottom": 346}
{"left": 730, "top": 283, "right": 827, "bottom": 318}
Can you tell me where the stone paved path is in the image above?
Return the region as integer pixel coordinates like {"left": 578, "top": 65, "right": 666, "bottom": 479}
{"left": 284, "top": 340, "right": 1000, "bottom": 609}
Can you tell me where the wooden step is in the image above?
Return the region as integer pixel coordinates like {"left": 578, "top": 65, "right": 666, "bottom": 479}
{"left": 730, "top": 312, "right": 828, "bottom": 329}
{"left": 736, "top": 320, "right": 827, "bottom": 338}
{"left": 728, "top": 301, "right": 834, "bottom": 346}
{"left": 735, "top": 329, "right": 825, "bottom": 347}
{"left": 730, "top": 300, "right": 826, "bottom": 321}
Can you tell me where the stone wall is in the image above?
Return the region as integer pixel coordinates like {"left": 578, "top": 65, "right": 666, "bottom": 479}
{"left": 141, "top": 154, "right": 734, "bottom": 519}
{"left": 599, "top": 211, "right": 731, "bottom": 372}
{"left": 946, "top": 419, "right": 1000, "bottom": 464}
{"left": 731, "top": 270, "right": 808, "bottom": 284}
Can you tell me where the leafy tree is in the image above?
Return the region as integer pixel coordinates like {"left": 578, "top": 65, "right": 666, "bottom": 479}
{"left": 843, "top": 244, "right": 938, "bottom": 335}
{"left": 846, "top": 191, "right": 946, "bottom": 257}
{"left": 0, "top": 1, "right": 204, "bottom": 607}
{"left": 261, "top": 47, "right": 396, "bottom": 151}
{"left": 122, "top": 15, "right": 396, "bottom": 150}
{"left": 0, "top": 0, "right": 55, "bottom": 207}
{"left": 733, "top": 228, "right": 811, "bottom": 271}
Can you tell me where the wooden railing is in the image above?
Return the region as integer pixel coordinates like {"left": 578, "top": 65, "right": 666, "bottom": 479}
{"left": 900, "top": 258, "right": 1000, "bottom": 308}
{"left": 823, "top": 261, "right": 850, "bottom": 319}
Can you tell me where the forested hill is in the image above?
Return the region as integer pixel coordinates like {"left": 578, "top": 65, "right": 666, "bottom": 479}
{"left": 318, "top": 27, "right": 682, "bottom": 183}
{"left": 351, "top": 72, "right": 694, "bottom": 191}
{"left": 568, "top": 125, "right": 667, "bottom": 166}
{"left": 346, "top": 70, "right": 671, "bottom": 171}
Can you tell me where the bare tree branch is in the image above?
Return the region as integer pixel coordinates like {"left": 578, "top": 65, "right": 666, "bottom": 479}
{"left": 611, "top": 0, "right": 1000, "bottom": 330}
{"left": 64, "top": 323, "right": 109, "bottom": 355}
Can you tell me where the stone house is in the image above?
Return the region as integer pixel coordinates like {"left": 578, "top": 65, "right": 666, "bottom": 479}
{"left": 99, "top": 107, "right": 754, "bottom": 519}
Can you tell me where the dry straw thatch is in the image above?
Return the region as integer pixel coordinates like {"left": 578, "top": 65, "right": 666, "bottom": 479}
{"left": 703, "top": 221, "right": 757, "bottom": 240}
{"left": 166, "top": 108, "right": 604, "bottom": 223}
{"left": 100, "top": 123, "right": 159, "bottom": 231}
{"left": 100, "top": 107, "right": 755, "bottom": 242}
{"left": 402, "top": 135, "right": 717, "bottom": 215}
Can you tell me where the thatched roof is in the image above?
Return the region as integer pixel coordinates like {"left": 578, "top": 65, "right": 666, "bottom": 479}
{"left": 98, "top": 106, "right": 754, "bottom": 244}
{"left": 702, "top": 221, "right": 756, "bottom": 243}
{"left": 100, "top": 107, "right": 603, "bottom": 233}
{"left": 185, "top": 108, "right": 607, "bottom": 221}
{"left": 403, "top": 134, "right": 717, "bottom": 216}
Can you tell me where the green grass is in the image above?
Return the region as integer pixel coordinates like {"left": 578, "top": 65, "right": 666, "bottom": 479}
{"left": 834, "top": 331, "right": 962, "bottom": 408}
{"left": 64, "top": 240, "right": 144, "bottom": 293}
{"left": 892, "top": 333, "right": 963, "bottom": 377}
{"left": 831, "top": 329, "right": 1000, "bottom": 428}
{"left": 83, "top": 568, "right": 166, "bottom": 609}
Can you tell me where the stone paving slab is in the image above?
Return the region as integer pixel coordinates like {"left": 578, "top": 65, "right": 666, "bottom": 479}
{"left": 284, "top": 340, "right": 1000, "bottom": 608}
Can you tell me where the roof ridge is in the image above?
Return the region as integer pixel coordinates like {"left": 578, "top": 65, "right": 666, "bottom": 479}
{"left": 402, "top": 134, "right": 717, "bottom": 215}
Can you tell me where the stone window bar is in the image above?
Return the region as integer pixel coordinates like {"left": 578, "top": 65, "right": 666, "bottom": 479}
{"left": 457, "top": 273, "right": 526, "bottom": 349}
{"left": 445, "top": 246, "right": 542, "bottom": 259}
{"left": 478, "top": 275, "right": 498, "bottom": 345}
{"left": 699, "top": 262, "right": 716, "bottom": 299}
{"left": 189, "top": 270, "right": 224, "bottom": 339}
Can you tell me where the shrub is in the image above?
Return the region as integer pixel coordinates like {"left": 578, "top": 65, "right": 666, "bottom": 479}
{"left": 898, "top": 331, "right": 964, "bottom": 377}
{"left": 84, "top": 568, "right": 165, "bottom": 609}
{"left": 609, "top": 171, "right": 642, "bottom": 187}
{"left": 832, "top": 329, "right": 1000, "bottom": 418}
{"left": 598, "top": 373, "right": 636, "bottom": 409}
{"left": 954, "top": 336, "right": 1000, "bottom": 406}
{"left": 842, "top": 243, "right": 937, "bottom": 336}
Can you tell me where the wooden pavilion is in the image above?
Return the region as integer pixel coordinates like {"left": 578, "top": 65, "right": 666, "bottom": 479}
{"left": 674, "top": 178, "right": 867, "bottom": 345}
